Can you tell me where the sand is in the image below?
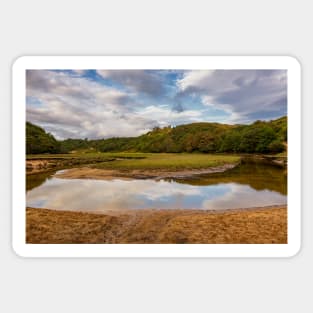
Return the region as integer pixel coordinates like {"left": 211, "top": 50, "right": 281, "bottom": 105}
{"left": 54, "top": 163, "right": 238, "bottom": 180}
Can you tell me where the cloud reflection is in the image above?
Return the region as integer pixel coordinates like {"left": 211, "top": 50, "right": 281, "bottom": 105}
{"left": 26, "top": 177, "right": 286, "bottom": 212}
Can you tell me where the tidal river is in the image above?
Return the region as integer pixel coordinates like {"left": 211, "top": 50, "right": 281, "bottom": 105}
{"left": 26, "top": 161, "right": 287, "bottom": 212}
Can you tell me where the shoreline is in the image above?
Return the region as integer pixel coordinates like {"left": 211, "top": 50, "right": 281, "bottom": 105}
{"left": 26, "top": 153, "right": 241, "bottom": 176}
{"left": 26, "top": 205, "right": 287, "bottom": 244}
{"left": 54, "top": 163, "right": 238, "bottom": 180}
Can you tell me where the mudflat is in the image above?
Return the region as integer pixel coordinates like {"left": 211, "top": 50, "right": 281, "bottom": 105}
{"left": 55, "top": 163, "right": 238, "bottom": 180}
{"left": 26, "top": 206, "right": 287, "bottom": 244}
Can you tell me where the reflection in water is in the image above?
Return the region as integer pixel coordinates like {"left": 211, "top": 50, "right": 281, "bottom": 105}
{"left": 173, "top": 161, "right": 287, "bottom": 195}
{"left": 27, "top": 162, "right": 287, "bottom": 212}
{"left": 26, "top": 170, "right": 56, "bottom": 191}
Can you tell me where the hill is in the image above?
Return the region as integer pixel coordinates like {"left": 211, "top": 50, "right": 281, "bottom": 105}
{"left": 84, "top": 116, "right": 287, "bottom": 154}
{"left": 26, "top": 122, "right": 60, "bottom": 154}
{"left": 27, "top": 116, "right": 287, "bottom": 154}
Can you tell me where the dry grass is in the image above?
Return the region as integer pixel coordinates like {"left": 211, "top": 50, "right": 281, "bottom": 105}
{"left": 26, "top": 206, "right": 287, "bottom": 244}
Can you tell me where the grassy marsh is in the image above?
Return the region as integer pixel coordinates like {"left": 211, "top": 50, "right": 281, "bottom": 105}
{"left": 27, "top": 152, "right": 241, "bottom": 173}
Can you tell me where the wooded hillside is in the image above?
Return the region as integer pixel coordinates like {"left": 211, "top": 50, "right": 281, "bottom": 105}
{"left": 27, "top": 116, "right": 287, "bottom": 154}
{"left": 26, "top": 122, "right": 60, "bottom": 154}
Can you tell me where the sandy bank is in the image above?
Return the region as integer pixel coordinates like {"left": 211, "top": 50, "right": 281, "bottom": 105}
{"left": 26, "top": 206, "right": 287, "bottom": 244}
{"left": 26, "top": 159, "right": 57, "bottom": 174}
{"left": 55, "top": 163, "right": 238, "bottom": 180}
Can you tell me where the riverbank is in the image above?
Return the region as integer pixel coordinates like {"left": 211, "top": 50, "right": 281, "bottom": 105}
{"left": 26, "top": 155, "right": 115, "bottom": 174}
{"left": 26, "top": 206, "right": 287, "bottom": 244}
{"left": 54, "top": 163, "right": 238, "bottom": 180}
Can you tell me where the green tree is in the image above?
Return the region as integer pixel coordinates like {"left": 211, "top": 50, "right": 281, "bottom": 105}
{"left": 26, "top": 122, "right": 60, "bottom": 154}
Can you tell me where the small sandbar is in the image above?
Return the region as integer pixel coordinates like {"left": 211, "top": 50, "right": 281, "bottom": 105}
{"left": 55, "top": 163, "right": 238, "bottom": 180}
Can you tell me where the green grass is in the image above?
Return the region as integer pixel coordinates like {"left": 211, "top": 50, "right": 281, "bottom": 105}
{"left": 26, "top": 152, "right": 146, "bottom": 160}
{"left": 89, "top": 153, "right": 241, "bottom": 170}
{"left": 274, "top": 151, "right": 287, "bottom": 157}
{"left": 27, "top": 152, "right": 241, "bottom": 171}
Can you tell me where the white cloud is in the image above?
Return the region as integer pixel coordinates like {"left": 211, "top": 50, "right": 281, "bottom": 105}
{"left": 177, "top": 70, "right": 215, "bottom": 91}
{"left": 177, "top": 70, "right": 287, "bottom": 123}
{"left": 26, "top": 70, "right": 158, "bottom": 139}
{"left": 137, "top": 105, "right": 203, "bottom": 127}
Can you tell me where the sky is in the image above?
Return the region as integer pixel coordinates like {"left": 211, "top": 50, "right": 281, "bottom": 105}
{"left": 26, "top": 69, "right": 287, "bottom": 140}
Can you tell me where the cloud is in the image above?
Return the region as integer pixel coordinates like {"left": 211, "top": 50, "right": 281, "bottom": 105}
{"left": 27, "top": 70, "right": 128, "bottom": 103}
{"left": 97, "top": 70, "right": 165, "bottom": 97}
{"left": 26, "top": 69, "right": 287, "bottom": 140}
{"left": 136, "top": 105, "right": 203, "bottom": 127}
{"left": 71, "top": 69, "right": 86, "bottom": 75}
{"left": 177, "top": 70, "right": 215, "bottom": 92}
{"left": 26, "top": 70, "right": 156, "bottom": 139}
{"left": 172, "top": 102, "right": 184, "bottom": 113}
{"left": 176, "top": 70, "right": 287, "bottom": 123}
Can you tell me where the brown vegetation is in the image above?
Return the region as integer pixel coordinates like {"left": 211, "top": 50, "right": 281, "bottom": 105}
{"left": 26, "top": 206, "right": 287, "bottom": 244}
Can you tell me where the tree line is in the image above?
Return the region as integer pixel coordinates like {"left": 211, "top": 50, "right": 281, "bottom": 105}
{"left": 26, "top": 116, "right": 287, "bottom": 155}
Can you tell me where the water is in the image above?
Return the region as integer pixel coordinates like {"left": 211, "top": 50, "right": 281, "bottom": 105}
{"left": 26, "top": 161, "right": 287, "bottom": 212}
